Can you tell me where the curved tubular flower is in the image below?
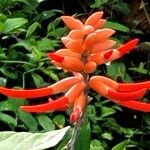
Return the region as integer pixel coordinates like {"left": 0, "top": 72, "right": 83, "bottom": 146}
{"left": 20, "top": 96, "right": 69, "bottom": 112}
{"left": 0, "top": 11, "right": 150, "bottom": 123}
{"left": 0, "top": 76, "right": 81, "bottom": 98}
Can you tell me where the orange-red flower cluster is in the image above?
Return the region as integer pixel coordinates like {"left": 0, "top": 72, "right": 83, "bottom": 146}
{"left": 0, "top": 12, "right": 150, "bottom": 123}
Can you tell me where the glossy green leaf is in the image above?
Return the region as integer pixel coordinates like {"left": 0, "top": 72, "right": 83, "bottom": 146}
{"left": 111, "top": 140, "right": 128, "bottom": 150}
{"left": 53, "top": 115, "right": 65, "bottom": 128}
{"left": 37, "top": 114, "right": 55, "bottom": 131}
{"left": 41, "top": 67, "right": 59, "bottom": 81}
{"left": 0, "top": 67, "right": 18, "bottom": 79}
{"left": 26, "top": 22, "right": 40, "bottom": 38}
{"left": 3, "top": 18, "right": 28, "bottom": 33}
{"left": 107, "top": 61, "right": 126, "bottom": 81}
{"left": 101, "top": 132, "right": 113, "bottom": 140}
{"left": 0, "top": 112, "right": 17, "bottom": 128}
{"left": 90, "top": 0, "right": 108, "bottom": 8}
{"left": 32, "top": 73, "right": 45, "bottom": 87}
{"left": 90, "top": 139, "right": 105, "bottom": 150}
{"left": 104, "top": 21, "right": 129, "bottom": 32}
{"left": 101, "top": 107, "right": 116, "bottom": 118}
{"left": 0, "top": 77, "right": 7, "bottom": 86}
{"left": 18, "top": 110, "right": 38, "bottom": 131}
{"left": 74, "top": 122, "right": 91, "bottom": 150}
{"left": 0, "top": 126, "right": 70, "bottom": 150}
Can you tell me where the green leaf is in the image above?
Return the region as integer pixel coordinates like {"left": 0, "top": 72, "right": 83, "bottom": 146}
{"left": 0, "top": 77, "right": 7, "bottom": 86}
{"left": 90, "top": 139, "right": 105, "bottom": 150}
{"left": 0, "top": 101, "right": 16, "bottom": 113}
{"left": 86, "top": 105, "right": 96, "bottom": 117}
{"left": 0, "top": 112, "right": 17, "bottom": 128}
{"left": 0, "top": 22, "right": 4, "bottom": 32}
{"left": 37, "top": 38, "right": 54, "bottom": 51}
{"left": 129, "top": 62, "right": 149, "bottom": 75}
{"left": 11, "top": 41, "right": 32, "bottom": 51}
{"left": 26, "top": 22, "right": 40, "bottom": 38}
{"left": 0, "top": 14, "right": 7, "bottom": 22}
{"left": 3, "top": 18, "right": 28, "bottom": 33}
{"left": 104, "top": 21, "right": 129, "bottom": 32}
{"left": 32, "top": 73, "right": 44, "bottom": 87}
{"left": 101, "top": 132, "right": 113, "bottom": 140}
{"left": 0, "top": 126, "right": 70, "bottom": 150}
{"left": 0, "top": 67, "right": 18, "bottom": 79}
{"left": 75, "top": 122, "right": 91, "bottom": 150}
{"left": 90, "top": 0, "right": 108, "bottom": 8}
{"left": 143, "top": 114, "right": 150, "bottom": 126}
{"left": 111, "top": 140, "right": 128, "bottom": 150}
{"left": 101, "top": 107, "right": 116, "bottom": 118}
{"left": 107, "top": 61, "right": 126, "bottom": 81}
{"left": 18, "top": 110, "right": 38, "bottom": 131}
{"left": 37, "top": 114, "right": 55, "bottom": 131}
{"left": 53, "top": 115, "right": 65, "bottom": 128}
{"left": 41, "top": 67, "right": 59, "bottom": 81}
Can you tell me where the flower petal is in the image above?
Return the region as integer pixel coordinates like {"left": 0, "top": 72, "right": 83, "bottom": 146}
{"left": 118, "top": 81, "right": 150, "bottom": 91}
{"left": 95, "top": 28, "right": 115, "bottom": 41}
{"left": 118, "top": 101, "right": 150, "bottom": 112}
{"left": 108, "top": 88, "right": 146, "bottom": 101}
{"left": 20, "top": 96, "right": 69, "bottom": 112}
{"left": 66, "top": 40, "right": 84, "bottom": 54}
{"left": 0, "top": 86, "right": 53, "bottom": 99}
{"left": 68, "top": 29, "right": 84, "bottom": 39}
{"left": 94, "top": 19, "right": 106, "bottom": 30}
{"left": 55, "top": 49, "right": 81, "bottom": 59}
{"left": 50, "top": 76, "right": 82, "bottom": 94}
{"left": 117, "top": 39, "right": 139, "bottom": 55}
{"left": 62, "top": 57, "right": 84, "bottom": 72}
{"left": 61, "top": 16, "right": 84, "bottom": 30}
{"left": 84, "top": 61, "right": 97, "bottom": 73}
{"left": 90, "top": 40, "right": 116, "bottom": 53}
{"left": 90, "top": 76, "right": 150, "bottom": 92}
{"left": 85, "top": 11, "right": 103, "bottom": 28}
{"left": 48, "top": 53, "right": 64, "bottom": 63}
{"left": 65, "top": 82, "right": 86, "bottom": 106}
{"left": 70, "top": 92, "right": 87, "bottom": 123}
{"left": 89, "top": 77, "right": 147, "bottom": 101}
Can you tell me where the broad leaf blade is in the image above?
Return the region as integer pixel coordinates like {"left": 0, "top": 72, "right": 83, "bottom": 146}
{"left": 74, "top": 122, "right": 91, "bottom": 150}
{"left": 3, "top": 18, "right": 28, "bottom": 33}
{"left": 0, "top": 126, "right": 70, "bottom": 150}
{"left": 111, "top": 140, "right": 128, "bottom": 150}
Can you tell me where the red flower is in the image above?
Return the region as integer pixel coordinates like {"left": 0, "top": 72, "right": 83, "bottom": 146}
{"left": 0, "top": 12, "right": 150, "bottom": 123}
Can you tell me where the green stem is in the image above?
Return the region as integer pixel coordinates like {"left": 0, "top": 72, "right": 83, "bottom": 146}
{"left": 22, "top": 68, "right": 40, "bottom": 88}
{"left": 0, "top": 60, "right": 35, "bottom": 66}
{"left": 67, "top": 73, "right": 89, "bottom": 150}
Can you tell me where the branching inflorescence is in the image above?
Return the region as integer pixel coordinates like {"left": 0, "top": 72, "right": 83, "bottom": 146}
{"left": 0, "top": 12, "right": 150, "bottom": 123}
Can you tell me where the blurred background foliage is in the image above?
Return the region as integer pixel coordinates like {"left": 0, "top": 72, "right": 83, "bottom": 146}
{"left": 0, "top": 0, "right": 150, "bottom": 149}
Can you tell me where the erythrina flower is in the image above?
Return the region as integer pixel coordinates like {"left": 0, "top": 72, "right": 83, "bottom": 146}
{"left": 0, "top": 11, "right": 150, "bottom": 123}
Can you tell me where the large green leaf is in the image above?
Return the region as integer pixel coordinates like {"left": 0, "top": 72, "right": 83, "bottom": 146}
{"left": 3, "top": 18, "right": 28, "bottom": 33}
{"left": 26, "top": 22, "right": 40, "bottom": 38}
{"left": 90, "top": 139, "right": 105, "bottom": 150}
{"left": 37, "top": 114, "right": 55, "bottom": 131}
{"left": 111, "top": 140, "right": 128, "bottom": 150}
{"left": 18, "top": 110, "right": 38, "bottom": 131}
{"left": 0, "top": 112, "right": 17, "bottom": 128}
{"left": 101, "top": 107, "right": 116, "bottom": 118}
{"left": 0, "top": 126, "right": 70, "bottom": 150}
{"left": 74, "top": 122, "right": 91, "bottom": 150}
{"left": 104, "top": 21, "right": 129, "bottom": 33}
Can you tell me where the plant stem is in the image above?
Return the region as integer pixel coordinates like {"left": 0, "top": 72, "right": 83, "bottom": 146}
{"left": 141, "top": 0, "right": 150, "bottom": 26}
{"left": 67, "top": 108, "right": 86, "bottom": 150}
{"left": 67, "top": 73, "right": 89, "bottom": 150}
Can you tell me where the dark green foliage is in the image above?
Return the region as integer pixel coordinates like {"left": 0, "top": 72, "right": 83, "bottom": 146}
{"left": 0, "top": 0, "right": 150, "bottom": 149}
